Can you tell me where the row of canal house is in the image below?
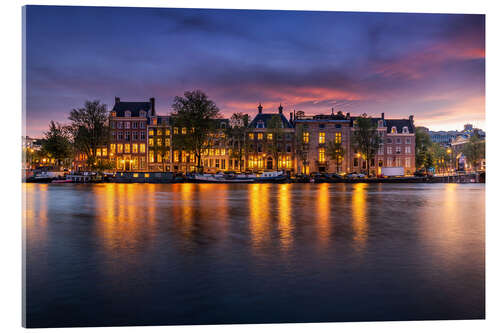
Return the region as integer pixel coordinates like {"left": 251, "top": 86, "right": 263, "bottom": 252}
{"left": 74, "top": 97, "right": 416, "bottom": 175}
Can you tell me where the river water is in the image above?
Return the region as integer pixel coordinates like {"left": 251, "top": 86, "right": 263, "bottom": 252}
{"left": 24, "top": 183, "right": 485, "bottom": 327}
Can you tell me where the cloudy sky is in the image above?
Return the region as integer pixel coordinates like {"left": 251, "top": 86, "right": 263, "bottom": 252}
{"left": 25, "top": 6, "right": 484, "bottom": 137}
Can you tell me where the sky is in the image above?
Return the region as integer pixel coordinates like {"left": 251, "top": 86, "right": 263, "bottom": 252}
{"left": 24, "top": 6, "right": 485, "bottom": 137}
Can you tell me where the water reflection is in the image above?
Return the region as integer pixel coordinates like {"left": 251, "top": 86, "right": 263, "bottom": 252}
{"left": 316, "top": 183, "right": 331, "bottom": 245}
{"left": 249, "top": 184, "right": 271, "bottom": 250}
{"left": 278, "top": 184, "right": 293, "bottom": 251}
{"left": 352, "top": 183, "right": 368, "bottom": 249}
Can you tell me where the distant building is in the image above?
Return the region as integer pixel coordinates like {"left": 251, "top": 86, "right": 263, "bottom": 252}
{"left": 429, "top": 124, "right": 485, "bottom": 146}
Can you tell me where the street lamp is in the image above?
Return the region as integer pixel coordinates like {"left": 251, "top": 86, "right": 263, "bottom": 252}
{"left": 446, "top": 148, "right": 452, "bottom": 175}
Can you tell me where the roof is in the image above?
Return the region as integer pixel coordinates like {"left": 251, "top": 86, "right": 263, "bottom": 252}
{"left": 351, "top": 116, "right": 415, "bottom": 134}
{"left": 112, "top": 101, "right": 152, "bottom": 117}
{"left": 249, "top": 113, "right": 293, "bottom": 129}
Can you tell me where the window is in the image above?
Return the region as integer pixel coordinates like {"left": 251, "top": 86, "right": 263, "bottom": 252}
{"left": 267, "top": 133, "right": 273, "bottom": 140}
{"left": 406, "top": 138, "right": 411, "bottom": 144}
{"left": 249, "top": 133, "right": 254, "bottom": 140}
{"left": 125, "top": 111, "right": 131, "bottom": 117}
{"left": 391, "top": 126, "right": 397, "bottom": 134}
{"left": 174, "top": 127, "right": 178, "bottom": 134}
{"left": 387, "top": 146, "right": 393, "bottom": 154}
{"left": 303, "top": 132, "right": 309, "bottom": 143}
{"left": 96, "top": 149, "right": 101, "bottom": 157}
{"left": 111, "top": 131, "right": 116, "bottom": 140}
{"left": 173, "top": 151, "right": 179, "bottom": 163}
{"left": 149, "top": 151, "right": 155, "bottom": 163}
{"left": 149, "top": 129, "right": 154, "bottom": 136}
{"left": 403, "top": 126, "right": 409, "bottom": 134}
{"left": 318, "top": 148, "right": 325, "bottom": 163}
{"left": 117, "top": 144, "right": 123, "bottom": 153}
{"left": 354, "top": 158, "right": 359, "bottom": 167}
{"left": 387, "top": 158, "right": 393, "bottom": 167}
{"left": 157, "top": 129, "right": 163, "bottom": 136}
{"left": 378, "top": 159, "right": 383, "bottom": 167}
{"left": 132, "top": 132, "right": 138, "bottom": 141}
{"left": 190, "top": 153, "right": 195, "bottom": 163}
{"left": 221, "top": 159, "right": 226, "bottom": 169}
{"left": 140, "top": 111, "right": 146, "bottom": 118}
{"left": 221, "top": 148, "right": 225, "bottom": 156}
{"left": 132, "top": 122, "right": 138, "bottom": 129}
{"left": 405, "top": 157, "right": 411, "bottom": 167}
{"left": 125, "top": 132, "right": 130, "bottom": 141}
{"left": 396, "top": 157, "right": 402, "bottom": 167}
{"left": 215, "top": 159, "right": 220, "bottom": 168}
{"left": 405, "top": 146, "right": 411, "bottom": 154}
{"left": 140, "top": 144, "right": 145, "bottom": 153}
{"left": 149, "top": 138, "right": 154, "bottom": 146}
{"left": 124, "top": 144, "right": 130, "bottom": 153}
{"left": 257, "top": 133, "right": 263, "bottom": 140}
{"left": 335, "top": 132, "right": 342, "bottom": 144}
{"left": 157, "top": 138, "right": 162, "bottom": 146}
{"left": 181, "top": 151, "right": 187, "bottom": 163}
{"left": 396, "top": 146, "right": 401, "bottom": 154}
{"left": 396, "top": 138, "right": 401, "bottom": 144}
{"left": 165, "top": 138, "right": 170, "bottom": 146}
{"left": 215, "top": 149, "right": 220, "bottom": 156}
{"left": 166, "top": 129, "right": 171, "bottom": 136}
{"left": 140, "top": 131, "right": 146, "bottom": 140}
{"left": 140, "top": 122, "right": 145, "bottom": 129}
{"left": 319, "top": 132, "right": 325, "bottom": 144}
{"left": 110, "top": 121, "right": 115, "bottom": 129}
{"left": 117, "top": 132, "right": 123, "bottom": 140}
{"left": 132, "top": 144, "right": 138, "bottom": 153}
{"left": 125, "top": 122, "right": 130, "bottom": 129}
{"left": 182, "top": 127, "right": 187, "bottom": 135}
{"left": 378, "top": 145, "right": 384, "bottom": 155}
{"left": 110, "top": 144, "right": 116, "bottom": 154}
{"left": 117, "top": 122, "right": 123, "bottom": 129}
{"left": 157, "top": 154, "right": 162, "bottom": 163}
{"left": 386, "top": 138, "right": 392, "bottom": 144}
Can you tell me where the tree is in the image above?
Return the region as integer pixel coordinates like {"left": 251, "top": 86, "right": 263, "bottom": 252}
{"left": 68, "top": 100, "right": 109, "bottom": 170}
{"left": 41, "top": 120, "right": 73, "bottom": 169}
{"left": 227, "top": 112, "right": 251, "bottom": 172}
{"left": 171, "top": 90, "right": 221, "bottom": 173}
{"left": 415, "top": 127, "right": 433, "bottom": 171}
{"left": 294, "top": 123, "right": 309, "bottom": 174}
{"left": 266, "top": 115, "right": 284, "bottom": 171}
{"left": 326, "top": 141, "right": 345, "bottom": 173}
{"left": 352, "top": 115, "right": 382, "bottom": 177}
{"left": 430, "top": 143, "right": 447, "bottom": 174}
{"left": 462, "top": 134, "right": 485, "bottom": 171}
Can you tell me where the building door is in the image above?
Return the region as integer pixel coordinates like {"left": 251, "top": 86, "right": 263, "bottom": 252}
{"left": 266, "top": 156, "right": 273, "bottom": 170}
{"left": 125, "top": 159, "right": 131, "bottom": 171}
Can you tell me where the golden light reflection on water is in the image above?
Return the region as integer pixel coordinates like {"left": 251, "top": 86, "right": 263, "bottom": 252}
{"left": 278, "top": 184, "right": 293, "bottom": 251}
{"left": 352, "top": 183, "right": 368, "bottom": 248}
{"left": 316, "top": 183, "right": 331, "bottom": 245}
{"left": 249, "top": 184, "right": 271, "bottom": 249}
{"left": 24, "top": 184, "right": 48, "bottom": 245}
{"left": 173, "top": 183, "right": 195, "bottom": 240}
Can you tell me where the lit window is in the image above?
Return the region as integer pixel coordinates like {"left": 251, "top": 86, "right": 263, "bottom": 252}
{"left": 166, "top": 129, "right": 171, "bottom": 136}
{"left": 249, "top": 133, "right": 254, "bottom": 140}
{"left": 157, "top": 129, "right": 163, "bottom": 136}
{"left": 174, "top": 127, "right": 178, "bottom": 134}
{"left": 165, "top": 138, "right": 170, "bottom": 146}
{"left": 149, "top": 129, "right": 154, "bottom": 136}
{"left": 157, "top": 154, "right": 162, "bottom": 163}
{"left": 181, "top": 151, "right": 186, "bottom": 163}
{"left": 140, "top": 144, "right": 145, "bottom": 153}
{"left": 391, "top": 126, "right": 397, "bottom": 134}
{"left": 117, "top": 144, "right": 123, "bottom": 153}
{"left": 257, "top": 133, "right": 263, "bottom": 140}
{"left": 124, "top": 144, "right": 130, "bottom": 153}
{"left": 173, "top": 151, "right": 179, "bottom": 163}
{"left": 157, "top": 138, "right": 162, "bottom": 146}
{"left": 149, "top": 138, "right": 154, "bottom": 146}
{"left": 96, "top": 148, "right": 101, "bottom": 157}
{"left": 182, "top": 127, "right": 187, "bottom": 135}
{"left": 132, "top": 144, "right": 138, "bottom": 153}
{"left": 190, "top": 153, "right": 195, "bottom": 163}
{"left": 215, "top": 149, "right": 220, "bottom": 156}
{"left": 102, "top": 148, "right": 107, "bottom": 156}
{"left": 149, "top": 151, "right": 155, "bottom": 163}
{"left": 221, "top": 148, "right": 225, "bottom": 156}
{"left": 303, "top": 132, "right": 309, "bottom": 143}
{"left": 319, "top": 132, "right": 325, "bottom": 144}
{"left": 335, "top": 132, "right": 342, "bottom": 144}
{"left": 267, "top": 133, "right": 273, "bottom": 140}
{"left": 110, "top": 144, "right": 116, "bottom": 153}
{"left": 318, "top": 148, "right": 325, "bottom": 162}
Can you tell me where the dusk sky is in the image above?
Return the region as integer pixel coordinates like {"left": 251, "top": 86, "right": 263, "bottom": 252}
{"left": 25, "top": 6, "right": 485, "bottom": 137}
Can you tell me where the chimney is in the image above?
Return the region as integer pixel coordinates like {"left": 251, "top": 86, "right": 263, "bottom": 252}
{"left": 381, "top": 112, "right": 385, "bottom": 119}
{"left": 258, "top": 103, "right": 263, "bottom": 114}
{"left": 278, "top": 103, "right": 283, "bottom": 114}
{"left": 409, "top": 115, "right": 414, "bottom": 123}
{"left": 289, "top": 112, "right": 293, "bottom": 123}
{"left": 115, "top": 96, "right": 120, "bottom": 104}
{"left": 150, "top": 97, "right": 155, "bottom": 115}
{"left": 346, "top": 112, "right": 351, "bottom": 119}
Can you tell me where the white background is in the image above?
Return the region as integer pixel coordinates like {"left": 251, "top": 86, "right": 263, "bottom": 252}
{"left": 1, "top": 0, "right": 498, "bottom": 332}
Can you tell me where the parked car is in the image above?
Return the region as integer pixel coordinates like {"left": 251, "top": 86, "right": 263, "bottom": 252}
{"left": 346, "top": 172, "right": 366, "bottom": 179}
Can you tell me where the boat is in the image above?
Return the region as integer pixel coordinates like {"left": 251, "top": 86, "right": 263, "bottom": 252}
{"left": 193, "top": 173, "right": 255, "bottom": 183}
{"left": 254, "top": 171, "right": 288, "bottom": 183}
{"left": 51, "top": 179, "right": 73, "bottom": 183}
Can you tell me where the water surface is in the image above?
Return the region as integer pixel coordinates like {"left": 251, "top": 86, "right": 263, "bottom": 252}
{"left": 24, "top": 183, "right": 485, "bottom": 327}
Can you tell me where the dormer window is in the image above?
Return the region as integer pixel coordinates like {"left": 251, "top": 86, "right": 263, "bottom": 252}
{"left": 256, "top": 120, "right": 265, "bottom": 129}
{"left": 402, "top": 126, "right": 409, "bottom": 134}
{"left": 139, "top": 110, "right": 146, "bottom": 118}
{"left": 391, "top": 126, "right": 397, "bottom": 134}
{"left": 378, "top": 120, "right": 384, "bottom": 127}
{"left": 125, "top": 110, "right": 131, "bottom": 117}
{"left": 110, "top": 111, "right": 116, "bottom": 117}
